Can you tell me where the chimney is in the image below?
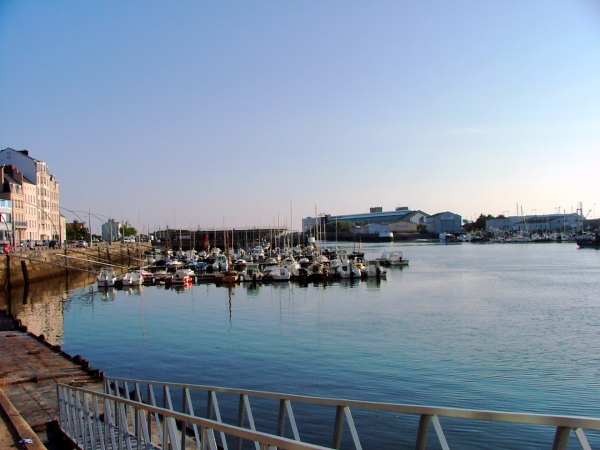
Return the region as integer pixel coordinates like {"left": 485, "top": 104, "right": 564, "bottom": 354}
{"left": 18, "top": 150, "right": 29, "bottom": 156}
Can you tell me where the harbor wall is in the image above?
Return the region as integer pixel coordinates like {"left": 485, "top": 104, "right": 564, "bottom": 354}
{"left": 0, "top": 243, "right": 150, "bottom": 288}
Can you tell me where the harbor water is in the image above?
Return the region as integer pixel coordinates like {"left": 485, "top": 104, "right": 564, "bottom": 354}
{"left": 7, "top": 242, "right": 600, "bottom": 448}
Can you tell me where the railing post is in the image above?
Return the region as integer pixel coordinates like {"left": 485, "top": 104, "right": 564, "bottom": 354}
{"left": 431, "top": 415, "right": 450, "bottom": 450}
{"left": 277, "top": 399, "right": 286, "bottom": 437}
{"left": 415, "top": 414, "right": 431, "bottom": 450}
{"left": 332, "top": 405, "right": 344, "bottom": 449}
{"left": 343, "top": 407, "right": 362, "bottom": 450}
{"left": 181, "top": 387, "right": 188, "bottom": 450}
{"left": 148, "top": 383, "right": 163, "bottom": 444}
{"left": 236, "top": 394, "right": 245, "bottom": 450}
{"left": 207, "top": 390, "right": 214, "bottom": 421}
{"left": 552, "top": 426, "right": 571, "bottom": 450}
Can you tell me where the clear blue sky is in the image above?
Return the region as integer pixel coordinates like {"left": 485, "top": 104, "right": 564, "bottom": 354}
{"left": 1, "top": 1, "right": 599, "bottom": 232}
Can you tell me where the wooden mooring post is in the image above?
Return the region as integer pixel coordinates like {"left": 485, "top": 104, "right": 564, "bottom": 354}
{"left": 20, "top": 260, "right": 29, "bottom": 284}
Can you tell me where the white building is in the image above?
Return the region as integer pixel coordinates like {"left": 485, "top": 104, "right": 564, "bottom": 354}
{"left": 0, "top": 148, "right": 61, "bottom": 241}
{"left": 101, "top": 219, "right": 121, "bottom": 242}
{"left": 486, "top": 214, "right": 583, "bottom": 233}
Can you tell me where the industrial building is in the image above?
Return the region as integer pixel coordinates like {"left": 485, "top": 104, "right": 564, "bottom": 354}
{"left": 486, "top": 213, "right": 584, "bottom": 233}
{"left": 425, "top": 212, "right": 463, "bottom": 234}
{"left": 302, "top": 207, "right": 430, "bottom": 234}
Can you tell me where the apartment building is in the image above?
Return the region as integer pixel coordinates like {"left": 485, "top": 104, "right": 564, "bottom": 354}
{"left": 0, "top": 148, "right": 62, "bottom": 241}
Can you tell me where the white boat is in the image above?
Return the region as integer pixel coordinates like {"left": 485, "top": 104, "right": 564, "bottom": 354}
{"left": 510, "top": 234, "right": 530, "bottom": 243}
{"left": 336, "top": 262, "right": 354, "bottom": 279}
{"left": 250, "top": 246, "right": 266, "bottom": 262}
{"left": 282, "top": 257, "right": 300, "bottom": 276}
{"left": 212, "top": 255, "right": 228, "bottom": 272}
{"left": 439, "top": 232, "right": 455, "bottom": 243}
{"left": 379, "top": 251, "right": 409, "bottom": 266}
{"left": 122, "top": 270, "right": 143, "bottom": 286}
{"left": 379, "top": 231, "right": 394, "bottom": 242}
{"left": 239, "top": 263, "right": 264, "bottom": 282}
{"left": 365, "top": 260, "right": 387, "bottom": 278}
{"left": 97, "top": 268, "right": 117, "bottom": 287}
{"left": 170, "top": 268, "right": 194, "bottom": 284}
{"left": 264, "top": 265, "right": 291, "bottom": 281}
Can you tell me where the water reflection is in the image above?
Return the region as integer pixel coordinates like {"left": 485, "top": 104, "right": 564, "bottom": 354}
{"left": 0, "top": 271, "right": 96, "bottom": 345}
{"left": 243, "top": 283, "right": 261, "bottom": 296}
{"left": 97, "top": 287, "right": 116, "bottom": 301}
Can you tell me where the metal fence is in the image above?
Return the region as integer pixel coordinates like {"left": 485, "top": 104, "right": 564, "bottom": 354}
{"left": 57, "top": 383, "right": 334, "bottom": 450}
{"left": 100, "top": 377, "right": 600, "bottom": 450}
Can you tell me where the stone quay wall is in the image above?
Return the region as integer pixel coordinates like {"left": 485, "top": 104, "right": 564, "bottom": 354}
{"left": 0, "top": 243, "right": 151, "bottom": 288}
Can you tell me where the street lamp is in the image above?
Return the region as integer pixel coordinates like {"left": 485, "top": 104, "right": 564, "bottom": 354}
{"left": 61, "top": 207, "right": 88, "bottom": 244}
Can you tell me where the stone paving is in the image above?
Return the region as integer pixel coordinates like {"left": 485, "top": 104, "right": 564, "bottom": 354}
{"left": 0, "top": 310, "right": 103, "bottom": 449}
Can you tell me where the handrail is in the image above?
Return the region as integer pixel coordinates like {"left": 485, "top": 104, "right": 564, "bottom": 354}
{"left": 105, "top": 376, "right": 600, "bottom": 430}
{"left": 104, "top": 376, "right": 599, "bottom": 450}
{"left": 57, "top": 383, "right": 333, "bottom": 450}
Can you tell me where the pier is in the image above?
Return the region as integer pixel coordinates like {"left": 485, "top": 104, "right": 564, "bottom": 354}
{"left": 0, "top": 311, "right": 103, "bottom": 449}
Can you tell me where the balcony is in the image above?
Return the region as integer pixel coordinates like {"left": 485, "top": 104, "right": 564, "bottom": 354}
{"left": 14, "top": 221, "right": 28, "bottom": 228}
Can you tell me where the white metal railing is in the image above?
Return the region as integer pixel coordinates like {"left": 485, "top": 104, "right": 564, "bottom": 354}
{"left": 102, "top": 377, "right": 600, "bottom": 450}
{"left": 57, "top": 383, "right": 334, "bottom": 450}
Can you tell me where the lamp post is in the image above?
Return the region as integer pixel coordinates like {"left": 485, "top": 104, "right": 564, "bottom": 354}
{"left": 61, "top": 207, "right": 87, "bottom": 245}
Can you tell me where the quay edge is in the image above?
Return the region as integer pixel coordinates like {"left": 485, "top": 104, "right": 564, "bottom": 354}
{"left": 0, "top": 309, "right": 104, "bottom": 449}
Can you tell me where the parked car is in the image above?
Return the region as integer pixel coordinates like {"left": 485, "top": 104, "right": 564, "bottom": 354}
{"left": 76, "top": 240, "right": 88, "bottom": 248}
{"left": 49, "top": 240, "right": 59, "bottom": 249}
{"left": 0, "top": 243, "right": 13, "bottom": 253}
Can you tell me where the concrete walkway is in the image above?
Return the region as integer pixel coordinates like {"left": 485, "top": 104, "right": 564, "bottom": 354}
{"left": 0, "top": 310, "right": 103, "bottom": 449}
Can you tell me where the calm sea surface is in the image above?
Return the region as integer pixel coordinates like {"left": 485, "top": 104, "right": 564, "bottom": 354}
{"left": 16, "top": 243, "right": 600, "bottom": 448}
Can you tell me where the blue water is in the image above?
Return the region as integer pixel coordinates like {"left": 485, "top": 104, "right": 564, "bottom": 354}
{"left": 58, "top": 243, "right": 600, "bottom": 448}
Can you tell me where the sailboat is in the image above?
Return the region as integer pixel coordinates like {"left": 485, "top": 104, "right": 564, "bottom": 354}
{"left": 218, "top": 229, "right": 240, "bottom": 283}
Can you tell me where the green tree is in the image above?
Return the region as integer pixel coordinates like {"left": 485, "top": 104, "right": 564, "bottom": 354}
{"left": 66, "top": 220, "right": 89, "bottom": 241}
{"left": 325, "top": 220, "right": 353, "bottom": 233}
{"left": 120, "top": 224, "right": 138, "bottom": 237}
{"left": 474, "top": 214, "right": 495, "bottom": 231}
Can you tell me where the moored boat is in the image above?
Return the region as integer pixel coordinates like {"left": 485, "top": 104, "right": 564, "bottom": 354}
{"left": 122, "top": 270, "right": 143, "bottom": 286}
{"left": 97, "top": 267, "right": 117, "bottom": 287}
{"left": 239, "top": 263, "right": 264, "bottom": 282}
{"left": 364, "top": 260, "right": 387, "bottom": 278}
{"left": 576, "top": 233, "right": 600, "bottom": 249}
{"left": 378, "top": 251, "right": 409, "bottom": 266}
{"left": 170, "top": 268, "right": 195, "bottom": 285}
{"left": 264, "top": 265, "right": 291, "bottom": 281}
{"left": 379, "top": 231, "right": 394, "bottom": 242}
